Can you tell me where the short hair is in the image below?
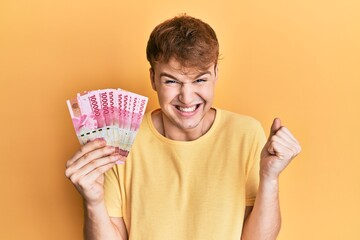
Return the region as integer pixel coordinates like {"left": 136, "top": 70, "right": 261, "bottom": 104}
{"left": 146, "top": 14, "right": 219, "bottom": 71}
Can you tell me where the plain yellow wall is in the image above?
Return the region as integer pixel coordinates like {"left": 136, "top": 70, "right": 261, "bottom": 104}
{"left": 1, "top": 0, "right": 359, "bottom": 239}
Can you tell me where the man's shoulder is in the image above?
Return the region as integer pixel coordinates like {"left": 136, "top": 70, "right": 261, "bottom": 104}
{"left": 217, "top": 108, "right": 262, "bottom": 130}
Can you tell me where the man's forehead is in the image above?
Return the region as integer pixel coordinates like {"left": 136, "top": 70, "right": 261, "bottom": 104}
{"left": 154, "top": 58, "right": 215, "bottom": 77}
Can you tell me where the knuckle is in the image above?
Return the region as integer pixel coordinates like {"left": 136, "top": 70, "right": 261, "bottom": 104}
{"left": 64, "top": 168, "right": 71, "bottom": 178}
{"left": 298, "top": 145, "right": 302, "bottom": 153}
{"left": 96, "top": 139, "right": 105, "bottom": 146}
{"left": 102, "top": 147, "right": 109, "bottom": 155}
{"left": 281, "top": 127, "right": 288, "bottom": 132}
{"left": 96, "top": 166, "right": 106, "bottom": 175}
{"left": 65, "top": 157, "right": 75, "bottom": 168}
{"left": 83, "top": 153, "right": 90, "bottom": 161}
{"left": 103, "top": 146, "right": 113, "bottom": 154}
{"left": 271, "top": 135, "right": 278, "bottom": 142}
{"left": 270, "top": 140, "right": 277, "bottom": 148}
{"left": 108, "top": 154, "right": 116, "bottom": 162}
{"left": 69, "top": 174, "right": 78, "bottom": 183}
{"left": 93, "top": 138, "right": 105, "bottom": 148}
{"left": 80, "top": 142, "right": 93, "bottom": 155}
{"left": 77, "top": 177, "right": 87, "bottom": 188}
{"left": 276, "top": 128, "right": 284, "bottom": 135}
{"left": 78, "top": 146, "right": 85, "bottom": 155}
{"left": 89, "top": 160, "right": 98, "bottom": 170}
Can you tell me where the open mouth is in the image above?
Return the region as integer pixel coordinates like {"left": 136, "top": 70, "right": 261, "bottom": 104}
{"left": 175, "top": 104, "right": 201, "bottom": 113}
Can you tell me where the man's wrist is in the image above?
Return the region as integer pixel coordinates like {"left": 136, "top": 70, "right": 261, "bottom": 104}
{"left": 83, "top": 199, "right": 106, "bottom": 212}
{"left": 259, "top": 173, "right": 280, "bottom": 186}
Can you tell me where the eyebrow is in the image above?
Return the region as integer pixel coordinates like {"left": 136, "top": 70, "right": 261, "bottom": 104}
{"left": 159, "top": 71, "right": 211, "bottom": 80}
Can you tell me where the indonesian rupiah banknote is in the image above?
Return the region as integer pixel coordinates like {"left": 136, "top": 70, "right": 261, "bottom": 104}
{"left": 67, "top": 89, "right": 148, "bottom": 157}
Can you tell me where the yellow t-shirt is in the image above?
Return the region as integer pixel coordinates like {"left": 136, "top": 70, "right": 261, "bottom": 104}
{"left": 104, "top": 108, "right": 266, "bottom": 240}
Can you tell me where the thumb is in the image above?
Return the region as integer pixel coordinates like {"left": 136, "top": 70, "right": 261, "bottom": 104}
{"left": 268, "top": 118, "right": 282, "bottom": 140}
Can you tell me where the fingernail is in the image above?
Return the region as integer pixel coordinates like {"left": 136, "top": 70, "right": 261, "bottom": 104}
{"left": 116, "top": 160, "right": 125, "bottom": 164}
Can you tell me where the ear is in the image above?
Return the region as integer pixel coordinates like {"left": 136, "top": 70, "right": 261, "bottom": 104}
{"left": 149, "top": 68, "right": 157, "bottom": 91}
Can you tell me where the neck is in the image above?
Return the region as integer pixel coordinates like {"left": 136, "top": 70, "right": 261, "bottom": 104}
{"left": 152, "top": 108, "right": 216, "bottom": 141}
{"left": 161, "top": 114, "right": 203, "bottom": 141}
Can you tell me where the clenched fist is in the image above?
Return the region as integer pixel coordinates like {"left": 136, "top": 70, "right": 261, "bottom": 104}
{"left": 260, "top": 118, "right": 301, "bottom": 180}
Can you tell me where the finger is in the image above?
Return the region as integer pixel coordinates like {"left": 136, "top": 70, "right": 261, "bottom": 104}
{"left": 68, "top": 153, "right": 121, "bottom": 183}
{"left": 115, "top": 155, "right": 127, "bottom": 164}
{"left": 77, "top": 161, "right": 118, "bottom": 189}
{"left": 275, "top": 128, "right": 302, "bottom": 154}
{"left": 82, "top": 155, "right": 127, "bottom": 183}
{"left": 274, "top": 128, "right": 298, "bottom": 147}
{"left": 279, "top": 127, "right": 300, "bottom": 145}
{"left": 267, "top": 135, "right": 300, "bottom": 158}
{"left": 267, "top": 140, "right": 297, "bottom": 160}
{"left": 65, "top": 146, "right": 117, "bottom": 179}
{"left": 268, "top": 118, "right": 282, "bottom": 140}
{"left": 66, "top": 139, "right": 107, "bottom": 168}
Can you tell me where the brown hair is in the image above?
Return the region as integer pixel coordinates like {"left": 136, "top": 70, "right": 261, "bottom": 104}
{"left": 146, "top": 14, "right": 219, "bottom": 71}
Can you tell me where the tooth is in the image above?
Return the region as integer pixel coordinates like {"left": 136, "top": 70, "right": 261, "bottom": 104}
{"left": 179, "top": 106, "right": 196, "bottom": 112}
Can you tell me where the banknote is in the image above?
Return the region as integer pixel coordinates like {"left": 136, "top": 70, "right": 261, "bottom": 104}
{"left": 67, "top": 88, "right": 148, "bottom": 158}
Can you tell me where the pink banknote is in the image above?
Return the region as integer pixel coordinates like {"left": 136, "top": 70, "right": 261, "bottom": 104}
{"left": 67, "top": 88, "right": 148, "bottom": 158}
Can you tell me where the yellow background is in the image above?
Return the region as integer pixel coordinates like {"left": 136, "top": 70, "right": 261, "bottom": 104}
{"left": 1, "top": 0, "right": 359, "bottom": 239}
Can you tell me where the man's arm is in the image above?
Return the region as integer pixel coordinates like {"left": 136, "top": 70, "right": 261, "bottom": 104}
{"left": 65, "top": 139, "right": 127, "bottom": 240}
{"left": 242, "top": 178, "right": 281, "bottom": 239}
{"left": 242, "top": 118, "right": 301, "bottom": 240}
{"left": 84, "top": 202, "right": 128, "bottom": 240}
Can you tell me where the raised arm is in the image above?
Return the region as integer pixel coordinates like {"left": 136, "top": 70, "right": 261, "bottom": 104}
{"left": 242, "top": 118, "right": 301, "bottom": 240}
{"left": 65, "top": 139, "right": 128, "bottom": 240}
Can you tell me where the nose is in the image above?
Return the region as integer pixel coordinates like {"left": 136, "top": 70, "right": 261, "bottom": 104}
{"left": 178, "top": 83, "right": 195, "bottom": 105}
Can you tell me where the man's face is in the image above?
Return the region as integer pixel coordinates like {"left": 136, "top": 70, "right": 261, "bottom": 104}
{"left": 150, "top": 58, "right": 218, "bottom": 133}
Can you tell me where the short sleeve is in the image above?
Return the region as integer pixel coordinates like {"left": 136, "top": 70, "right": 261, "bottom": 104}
{"left": 104, "top": 165, "right": 123, "bottom": 217}
{"left": 245, "top": 123, "right": 267, "bottom": 206}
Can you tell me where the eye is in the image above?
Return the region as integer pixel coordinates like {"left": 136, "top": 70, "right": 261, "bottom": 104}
{"left": 194, "top": 79, "right": 207, "bottom": 83}
{"left": 164, "top": 79, "right": 178, "bottom": 84}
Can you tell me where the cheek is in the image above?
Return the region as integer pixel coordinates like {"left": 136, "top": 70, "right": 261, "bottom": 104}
{"left": 198, "top": 86, "right": 215, "bottom": 102}
{"left": 158, "top": 88, "right": 179, "bottom": 104}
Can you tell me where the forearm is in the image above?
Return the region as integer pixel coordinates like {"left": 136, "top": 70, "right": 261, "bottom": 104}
{"left": 84, "top": 201, "right": 125, "bottom": 240}
{"left": 242, "top": 177, "right": 281, "bottom": 240}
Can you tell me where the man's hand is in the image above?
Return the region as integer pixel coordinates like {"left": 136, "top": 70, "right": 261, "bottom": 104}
{"left": 260, "top": 118, "right": 301, "bottom": 180}
{"left": 65, "top": 139, "right": 124, "bottom": 206}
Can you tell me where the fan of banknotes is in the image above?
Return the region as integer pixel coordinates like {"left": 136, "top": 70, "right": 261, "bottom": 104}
{"left": 67, "top": 89, "right": 148, "bottom": 157}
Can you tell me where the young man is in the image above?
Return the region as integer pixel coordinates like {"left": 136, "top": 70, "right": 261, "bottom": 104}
{"left": 65, "top": 15, "right": 301, "bottom": 240}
